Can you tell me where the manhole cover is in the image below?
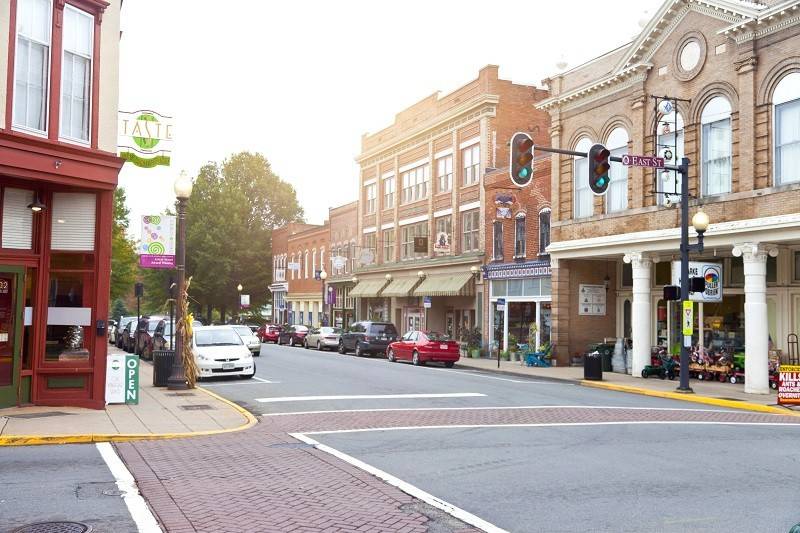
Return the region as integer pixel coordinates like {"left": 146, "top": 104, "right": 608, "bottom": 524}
{"left": 12, "top": 522, "right": 91, "bottom": 533}
{"left": 179, "top": 404, "right": 213, "bottom": 411}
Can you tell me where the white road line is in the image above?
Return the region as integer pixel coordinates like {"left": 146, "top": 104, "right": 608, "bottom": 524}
{"left": 291, "top": 433, "right": 508, "bottom": 533}
{"left": 300, "top": 420, "right": 800, "bottom": 436}
{"left": 255, "top": 392, "right": 486, "bottom": 403}
{"left": 253, "top": 376, "right": 277, "bottom": 383}
{"left": 261, "top": 405, "right": 740, "bottom": 416}
{"left": 422, "top": 366, "right": 569, "bottom": 384}
{"left": 96, "top": 442, "right": 162, "bottom": 533}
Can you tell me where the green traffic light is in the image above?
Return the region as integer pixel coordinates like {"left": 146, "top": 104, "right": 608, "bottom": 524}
{"left": 518, "top": 167, "right": 529, "bottom": 178}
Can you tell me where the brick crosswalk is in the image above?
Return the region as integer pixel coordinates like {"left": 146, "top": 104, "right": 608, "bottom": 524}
{"left": 115, "top": 406, "right": 800, "bottom": 532}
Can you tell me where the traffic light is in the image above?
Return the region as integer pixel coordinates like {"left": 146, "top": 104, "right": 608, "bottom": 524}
{"left": 689, "top": 276, "right": 706, "bottom": 293}
{"left": 588, "top": 143, "right": 611, "bottom": 195}
{"left": 510, "top": 132, "right": 534, "bottom": 187}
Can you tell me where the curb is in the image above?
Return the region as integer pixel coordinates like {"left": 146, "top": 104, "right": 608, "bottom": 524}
{"left": 580, "top": 380, "right": 800, "bottom": 417}
{"left": 453, "top": 362, "right": 580, "bottom": 385}
{"left": 0, "top": 385, "right": 259, "bottom": 447}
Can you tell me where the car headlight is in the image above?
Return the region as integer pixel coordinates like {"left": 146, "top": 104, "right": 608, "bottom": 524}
{"left": 197, "top": 354, "right": 209, "bottom": 361}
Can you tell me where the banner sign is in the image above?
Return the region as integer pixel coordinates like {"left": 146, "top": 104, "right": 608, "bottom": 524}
{"left": 433, "top": 231, "right": 450, "bottom": 253}
{"left": 139, "top": 215, "right": 176, "bottom": 269}
{"left": 240, "top": 294, "right": 250, "bottom": 308}
{"left": 671, "top": 261, "right": 722, "bottom": 302}
{"left": 778, "top": 365, "right": 800, "bottom": 405}
{"left": 118, "top": 110, "right": 174, "bottom": 168}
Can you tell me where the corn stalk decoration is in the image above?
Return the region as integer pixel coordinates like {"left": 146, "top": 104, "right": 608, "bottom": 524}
{"left": 179, "top": 277, "right": 200, "bottom": 388}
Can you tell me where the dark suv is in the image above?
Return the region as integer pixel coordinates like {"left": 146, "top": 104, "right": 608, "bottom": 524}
{"left": 134, "top": 316, "right": 166, "bottom": 359}
{"left": 338, "top": 321, "right": 399, "bottom": 357}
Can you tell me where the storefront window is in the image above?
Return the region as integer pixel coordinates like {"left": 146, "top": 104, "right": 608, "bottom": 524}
{"left": 508, "top": 302, "right": 536, "bottom": 348}
{"left": 22, "top": 267, "right": 36, "bottom": 370}
{"left": 539, "top": 302, "right": 552, "bottom": 347}
{"left": 46, "top": 269, "right": 92, "bottom": 362}
{"left": 622, "top": 262, "right": 632, "bottom": 288}
{"left": 729, "top": 256, "right": 777, "bottom": 285}
{"left": 1, "top": 188, "right": 35, "bottom": 250}
{"left": 654, "top": 262, "right": 671, "bottom": 286}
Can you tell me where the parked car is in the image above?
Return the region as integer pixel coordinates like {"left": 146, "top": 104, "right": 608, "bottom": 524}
{"left": 121, "top": 321, "right": 136, "bottom": 353}
{"left": 387, "top": 331, "right": 460, "bottom": 367}
{"left": 136, "top": 317, "right": 167, "bottom": 360}
{"left": 246, "top": 324, "right": 259, "bottom": 333}
{"left": 192, "top": 325, "right": 255, "bottom": 380}
{"left": 304, "top": 327, "right": 343, "bottom": 351}
{"left": 232, "top": 325, "right": 262, "bottom": 356}
{"left": 277, "top": 325, "right": 308, "bottom": 347}
{"left": 338, "top": 321, "right": 399, "bottom": 357}
{"left": 115, "top": 316, "right": 137, "bottom": 349}
{"left": 257, "top": 324, "right": 282, "bottom": 343}
{"left": 153, "top": 319, "right": 204, "bottom": 352}
{"left": 107, "top": 320, "right": 117, "bottom": 344}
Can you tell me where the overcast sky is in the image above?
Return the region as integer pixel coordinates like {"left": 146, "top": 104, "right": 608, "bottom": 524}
{"left": 117, "top": 0, "right": 663, "bottom": 228}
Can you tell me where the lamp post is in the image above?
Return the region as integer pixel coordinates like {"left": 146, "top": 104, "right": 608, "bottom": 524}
{"left": 168, "top": 172, "right": 193, "bottom": 390}
{"left": 319, "top": 270, "right": 327, "bottom": 326}
{"left": 237, "top": 283, "right": 243, "bottom": 323}
{"left": 677, "top": 156, "right": 709, "bottom": 393}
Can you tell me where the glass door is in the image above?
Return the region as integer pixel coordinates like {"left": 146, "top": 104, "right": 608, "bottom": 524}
{"left": 0, "top": 267, "right": 24, "bottom": 408}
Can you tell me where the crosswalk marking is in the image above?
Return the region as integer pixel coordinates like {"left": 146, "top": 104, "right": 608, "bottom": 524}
{"left": 255, "top": 393, "right": 486, "bottom": 403}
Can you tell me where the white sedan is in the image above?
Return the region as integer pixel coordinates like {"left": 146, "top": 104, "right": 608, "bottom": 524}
{"left": 304, "top": 327, "right": 343, "bottom": 351}
{"left": 192, "top": 326, "right": 255, "bottom": 380}
{"left": 231, "top": 325, "right": 262, "bottom": 356}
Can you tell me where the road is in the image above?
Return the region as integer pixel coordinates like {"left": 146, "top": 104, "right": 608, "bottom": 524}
{"left": 191, "top": 341, "right": 800, "bottom": 533}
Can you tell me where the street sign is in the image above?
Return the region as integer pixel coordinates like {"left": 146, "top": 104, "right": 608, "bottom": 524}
{"left": 423, "top": 296, "right": 432, "bottom": 309}
{"left": 496, "top": 298, "right": 505, "bottom": 312}
{"left": 682, "top": 301, "right": 694, "bottom": 336}
{"left": 621, "top": 154, "right": 665, "bottom": 168}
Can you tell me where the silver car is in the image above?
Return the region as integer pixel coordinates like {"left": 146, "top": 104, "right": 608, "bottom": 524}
{"left": 232, "top": 325, "right": 262, "bottom": 356}
{"left": 304, "top": 327, "right": 343, "bottom": 351}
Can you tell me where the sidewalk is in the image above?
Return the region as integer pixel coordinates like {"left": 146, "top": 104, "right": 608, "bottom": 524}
{"left": 0, "top": 346, "right": 255, "bottom": 445}
{"left": 455, "top": 356, "right": 799, "bottom": 413}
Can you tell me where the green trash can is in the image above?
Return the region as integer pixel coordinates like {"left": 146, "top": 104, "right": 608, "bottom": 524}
{"left": 152, "top": 350, "right": 174, "bottom": 387}
{"left": 588, "top": 343, "right": 614, "bottom": 372}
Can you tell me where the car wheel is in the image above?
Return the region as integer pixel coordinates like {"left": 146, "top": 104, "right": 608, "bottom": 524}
{"left": 304, "top": 339, "right": 309, "bottom": 349}
{"left": 444, "top": 362, "right": 454, "bottom": 368}
{"left": 289, "top": 337, "right": 295, "bottom": 347}
{"left": 412, "top": 351, "right": 421, "bottom": 366}
{"left": 355, "top": 344, "right": 362, "bottom": 357}
{"left": 338, "top": 341, "right": 346, "bottom": 354}
{"left": 387, "top": 349, "right": 396, "bottom": 363}
{"left": 317, "top": 341, "right": 323, "bottom": 351}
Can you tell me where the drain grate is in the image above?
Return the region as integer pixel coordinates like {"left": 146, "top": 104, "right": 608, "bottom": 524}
{"left": 167, "top": 392, "right": 195, "bottom": 397}
{"left": 179, "top": 404, "right": 213, "bottom": 411}
{"left": 12, "top": 522, "right": 91, "bottom": 533}
{"left": 5, "top": 411, "right": 73, "bottom": 419}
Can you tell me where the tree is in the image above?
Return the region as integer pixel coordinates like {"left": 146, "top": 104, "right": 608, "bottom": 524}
{"left": 110, "top": 188, "right": 138, "bottom": 303}
{"left": 110, "top": 298, "right": 129, "bottom": 321}
{"left": 185, "top": 152, "right": 303, "bottom": 320}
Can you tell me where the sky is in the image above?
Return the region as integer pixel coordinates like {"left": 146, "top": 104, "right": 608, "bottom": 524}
{"left": 117, "top": 0, "right": 664, "bottom": 228}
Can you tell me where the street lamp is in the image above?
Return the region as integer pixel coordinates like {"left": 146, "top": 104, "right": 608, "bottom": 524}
{"left": 168, "top": 172, "right": 193, "bottom": 390}
{"left": 319, "top": 270, "right": 327, "bottom": 326}
{"left": 237, "top": 283, "right": 243, "bottom": 323}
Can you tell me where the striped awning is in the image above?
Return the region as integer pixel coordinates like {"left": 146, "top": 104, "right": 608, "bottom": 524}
{"left": 349, "top": 279, "right": 388, "bottom": 298}
{"left": 413, "top": 272, "right": 473, "bottom": 297}
{"left": 381, "top": 277, "right": 420, "bottom": 298}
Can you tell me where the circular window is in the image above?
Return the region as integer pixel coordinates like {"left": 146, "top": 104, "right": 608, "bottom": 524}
{"left": 679, "top": 41, "right": 701, "bottom": 71}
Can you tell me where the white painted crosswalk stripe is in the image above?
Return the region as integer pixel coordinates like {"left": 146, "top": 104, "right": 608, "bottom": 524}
{"left": 255, "top": 393, "right": 486, "bottom": 403}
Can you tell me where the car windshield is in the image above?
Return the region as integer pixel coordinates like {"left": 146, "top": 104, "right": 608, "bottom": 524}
{"left": 233, "top": 326, "right": 253, "bottom": 336}
{"left": 369, "top": 324, "right": 397, "bottom": 336}
{"left": 425, "top": 331, "right": 450, "bottom": 341}
{"left": 320, "top": 327, "right": 343, "bottom": 334}
{"left": 195, "top": 329, "right": 243, "bottom": 347}
{"left": 294, "top": 326, "right": 308, "bottom": 333}
{"left": 147, "top": 321, "right": 160, "bottom": 332}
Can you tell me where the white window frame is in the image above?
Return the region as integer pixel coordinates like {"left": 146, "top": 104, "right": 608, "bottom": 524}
{"left": 538, "top": 208, "right": 551, "bottom": 255}
{"left": 573, "top": 138, "right": 593, "bottom": 218}
{"left": 59, "top": 4, "right": 94, "bottom": 144}
{"left": 773, "top": 73, "right": 800, "bottom": 186}
{"left": 364, "top": 183, "right": 376, "bottom": 214}
{"left": 12, "top": 0, "right": 53, "bottom": 136}
{"left": 304, "top": 250, "right": 309, "bottom": 279}
{"left": 461, "top": 210, "right": 479, "bottom": 252}
{"left": 606, "top": 128, "right": 629, "bottom": 213}
{"left": 382, "top": 228, "right": 395, "bottom": 263}
{"left": 400, "top": 222, "right": 427, "bottom": 261}
{"left": 462, "top": 145, "right": 480, "bottom": 186}
{"left": 514, "top": 213, "right": 526, "bottom": 258}
{"left": 701, "top": 96, "right": 733, "bottom": 197}
{"left": 492, "top": 220, "right": 503, "bottom": 261}
{"left": 383, "top": 176, "right": 395, "bottom": 209}
{"left": 436, "top": 155, "right": 453, "bottom": 193}
{"left": 401, "top": 164, "right": 430, "bottom": 204}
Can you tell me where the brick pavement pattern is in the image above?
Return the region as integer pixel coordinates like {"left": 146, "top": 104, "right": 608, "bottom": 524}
{"left": 115, "top": 406, "right": 800, "bottom": 532}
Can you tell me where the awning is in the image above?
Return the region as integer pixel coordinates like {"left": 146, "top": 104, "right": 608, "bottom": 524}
{"left": 381, "top": 277, "right": 420, "bottom": 297}
{"left": 413, "top": 272, "right": 473, "bottom": 297}
{"left": 349, "top": 279, "right": 388, "bottom": 298}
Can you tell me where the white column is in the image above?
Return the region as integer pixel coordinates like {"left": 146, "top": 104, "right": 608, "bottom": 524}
{"left": 624, "top": 252, "right": 653, "bottom": 377}
{"left": 503, "top": 304, "right": 509, "bottom": 352}
{"left": 734, "top": 243, "right": 773, "bottom": 394}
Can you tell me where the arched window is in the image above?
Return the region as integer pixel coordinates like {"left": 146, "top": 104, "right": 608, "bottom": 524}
{"left": 514, "top": 212, "right": 526, "bottom": 257}
{"left": 320, "top": 247, "right": 326, "bottom": 275}
{"left": 290, "top": 253, "right": 295, "bottom": 280}
{"left": 538, "top": 208, "right": 551, "bottom": 255}
{"left": 774, "top": 73, "right": 800, "bottom": 185}
{"left": 657, "top": 111, "right": 685, "bottom": 205}
{"left": 701, "top": 96, "right": 732, "bottom": 196}
{"left": 312, "top": 248, "right": 317, "bottom": 277}
{"left": 606, "top": 127, "right": 629, "bottom": 213}
{"left": 304, "top": 250, "right": 309, "bottom": 279}
{"left": 573, "top": 137, "right": 593, "bottom": 218}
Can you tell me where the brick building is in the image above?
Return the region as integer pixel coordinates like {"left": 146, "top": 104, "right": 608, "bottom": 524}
{"left": 482, "top": 159, "right": 551, "bottom": 355}
{"left": 538, "top": 0, "right": 800, "bottom": 393}
{"left": 285, "top": 222, "right": 329, "bottom": 327}
{"left": 352, "top": 65, "right": 548, "bottom": 338}
{"left": 327, "top": 201, "right": 358, "bottom": 329}
{"left": 0, "top": 0, "right": 123, "bottom": 408}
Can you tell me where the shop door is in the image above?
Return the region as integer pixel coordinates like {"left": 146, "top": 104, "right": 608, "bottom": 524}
{"left": 0, "top": 267, "right": 23, "bottom": 408}
{"left": 404, "top": 308, "right": 423, "bottom": 333}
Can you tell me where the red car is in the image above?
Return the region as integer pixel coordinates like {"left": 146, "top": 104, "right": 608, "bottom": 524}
{"left": 386, "top": 331, "right": 460, "bottom": 367}
{"left": 257, "top": 324, "right": 282, "bottom": 343}
{"left": 277, "top": 325, "right": 309, "bottom": 347}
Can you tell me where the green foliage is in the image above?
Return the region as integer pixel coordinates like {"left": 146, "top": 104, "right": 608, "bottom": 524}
{"left": 459, "top": 327, "right": 482, "bottom": 349}
{"left": 110, "top": 298, "right": 129, "bottom": 321}
{"left": 110, "top": 188, "right": 137, "bottom": 302}
{"left": 185, "top": 152, "right": 303, "bottom": 315}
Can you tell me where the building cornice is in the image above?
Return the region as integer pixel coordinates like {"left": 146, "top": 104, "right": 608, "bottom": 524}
{"left": 719, "top": 2, "right": 800, "bottom": 43}
{"left": 354, "top": 253, "right": 483, "bottom": 276}
{"left": 536, "top": 64, "right": 651, "bottom": 111}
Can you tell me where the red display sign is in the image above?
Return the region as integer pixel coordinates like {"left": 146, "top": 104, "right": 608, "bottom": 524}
{"left": 621, "top": 154, "right": 665, "bottom": 168}
{"left": 778, "top": 365, "right": 800, "bottom": 405}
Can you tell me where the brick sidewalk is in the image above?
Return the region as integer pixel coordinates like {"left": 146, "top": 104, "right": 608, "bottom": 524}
{"left": 115, "top": 406, "right": 800, "bottom": 532}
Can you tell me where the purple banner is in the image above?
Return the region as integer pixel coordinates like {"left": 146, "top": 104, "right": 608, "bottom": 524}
{"left": 140, "top": 254, "right": 175, "bottom": 269}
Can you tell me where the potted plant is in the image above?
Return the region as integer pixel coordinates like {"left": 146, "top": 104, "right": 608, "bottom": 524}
{"left": 466, "top": 327, "right": 482, "bottom": 358}
{"left": 508, "top": 333, "right": 518, "bottom": 362}
{"left": 500, "top": 350, "right": 510, "bottom": 361}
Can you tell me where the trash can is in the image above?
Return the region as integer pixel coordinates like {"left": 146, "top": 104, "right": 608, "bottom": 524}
{"left": 152, "top": 350, "right": 174, "bottom": 387}
{"left": 584, "top": 351, "right": 603, "bottom": 381}
{"left": 599, "top": 344, "right": 614, "bottom": 372}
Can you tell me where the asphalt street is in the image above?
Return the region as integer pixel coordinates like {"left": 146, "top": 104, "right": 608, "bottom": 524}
{"left": 0, "top": 443, "right": 140, "bottom": 533}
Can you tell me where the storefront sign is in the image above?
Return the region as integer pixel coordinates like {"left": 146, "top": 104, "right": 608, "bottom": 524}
{"left": 482, "top": 260, "right": 551, "bottom": 280}
{"left": 578, "top": 284, "right": 606, "bottom": 316}
{"left": 671, "top": 261, "right": 723, "bottom": 302}
{"left": 682, "top": 300, "right": 694, "bottom": 336}
{"left": 778, "top": 365, "right": 800, "bottom": 405}
{"left": 433, "top": 232, "right": 450, "bottom": 253}
{"left": 332, "top": 256, "right": 347, "bottom": 270}
{"left": 106, "top": 354, "right": 139, "bottom": 405}
{"left": 423, "top": 296, "right": 432, "bottom": 309}
{"left": 359, "top": 248, "right": 375, "bottom": 266}
{"left": 240, "top": 294, "right": 250, "bottom": 308}
{"left": 139, "top": 215, "right": 176, "bottom": 269}
{"left": 413, "top": 237, "right": 428, "bottom": 253}
{"left": 118, "top": 110, "right": 174, "bottom": 168}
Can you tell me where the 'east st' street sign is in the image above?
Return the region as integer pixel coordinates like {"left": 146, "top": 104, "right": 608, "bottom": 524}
{"left": 621, "top": 154, "right": 665, "bottom": 168}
